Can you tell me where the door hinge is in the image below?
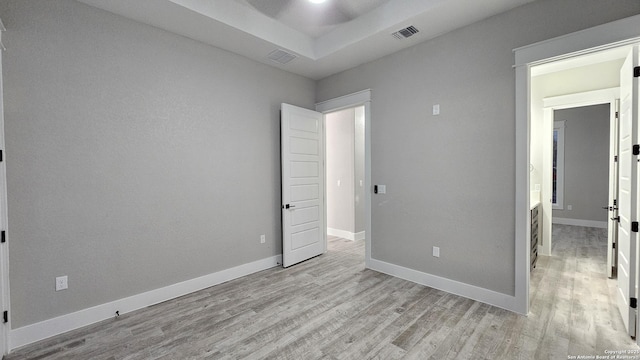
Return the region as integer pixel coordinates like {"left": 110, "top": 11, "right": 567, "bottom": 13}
{"left": 615, "top": 155, "right": 618, "bottom": 162}
{"left": 1, "top": 231, "right": 5, "bottom": 243}
{"left": 635, "top": 66, "right": 640, "bottom": 78}
{"left": 632, "top": 297, "right": 638, "bottom": 309}
{"left": 633, "top": 221, "right": 639, "bottom": 232}
{"left": 614, "top": 199, "right": 618, "bottom": 206}
{"left": 0, "top": 150, "right": 3, "bottom": 162}
{"left": 3, "top": 311, "right": 7, "bottom": 324}
{"left": 634, "top": 145, "right": 640, "bottom": 156}
{"left": 613, "top": 242, "right": 616, "bottom": 249}
{"left": 616, "top": 111, "right": 620, "bottom": 119}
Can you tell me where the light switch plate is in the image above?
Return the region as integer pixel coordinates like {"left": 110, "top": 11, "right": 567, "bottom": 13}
{"left": 378, "top": 185, "right": 386, "bottom": 194}
{"left": 433, "top": 104, "right": 440, "bottom": 115}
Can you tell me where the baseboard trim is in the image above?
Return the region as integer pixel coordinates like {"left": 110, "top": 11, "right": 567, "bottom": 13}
{"left": 327, "top": 228, "right": 364, "bottom": 241}
{"left": 368, "top": 258, "right": 518, "bottom": 313}
{"left": 9, "top": 255, "right": 282, "bottom": 351}
{"left": 552, "top": 217, "right": 607, "bottom": 229}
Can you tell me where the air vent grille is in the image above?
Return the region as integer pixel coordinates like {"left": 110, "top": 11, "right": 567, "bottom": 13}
{"left": 267, "top": 49, "right": 297, "bottom": 65}
{"left": 392, "top": 25, "right": 419, "bottom": 40}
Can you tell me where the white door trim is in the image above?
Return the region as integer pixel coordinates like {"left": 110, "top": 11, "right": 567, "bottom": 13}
{"left": 0, "top": 19, "right": 9, "bottom": 356}
{"left": 316, "top": 90, "right": 372, "bottom": 267}
{"left": 514, "top": 14, "right": 640, "bottom": 316}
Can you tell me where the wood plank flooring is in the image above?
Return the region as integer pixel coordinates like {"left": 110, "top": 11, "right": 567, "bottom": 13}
{"left": 6, "top": 227, "right": 639, "bottom": 359}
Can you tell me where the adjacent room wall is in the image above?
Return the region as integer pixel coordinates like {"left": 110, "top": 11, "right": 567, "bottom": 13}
{"left": 325, "top": 106, "right": 366, "bottom": 240}
{"left": 326, "top": 108, "right": 356, "bottom": 236}
{"left": 552, "top": 104, "right": 610, "bottom": 223}
{"left": 0, "top": 0, "right": 315, "bottom": 329}
{"left": 316, "top": 0, "right": 640, "bottom": 296}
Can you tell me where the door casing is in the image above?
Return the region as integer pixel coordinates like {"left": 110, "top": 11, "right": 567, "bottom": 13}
{"left": 316, "top": 90, "right": 372, "bottom": 267}
{"left": 514, "top": 13, "right": 640, "bottom": 317}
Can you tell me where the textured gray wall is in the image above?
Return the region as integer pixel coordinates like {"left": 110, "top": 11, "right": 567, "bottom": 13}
{"left": 1, "top": 0, "right": 315, "bottom": 328}
{"left": 326, "top": 108, "right": 355, "bottom": 234}
{"left": 316, "top": 0, "right": 640, "bottom": 295}
{"left": 552, "top": 105, "right": 610, "bottom": 222}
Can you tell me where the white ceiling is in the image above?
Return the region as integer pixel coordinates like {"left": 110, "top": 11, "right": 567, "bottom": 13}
{"left": 76, "top": 0, "right": 535, "bottom": 80}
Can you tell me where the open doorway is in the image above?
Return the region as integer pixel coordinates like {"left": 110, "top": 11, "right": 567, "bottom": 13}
{"left": 528, "top": 44, "right": 637, "bottom": 340}
{"left": 531, "top": 51, "right": 625, "bottom": 261}
{"left": 316, "top": 89, "right": 372, "bottom": 267}
{"left": 325, "top": 106, "right": 366, "bottom": 244}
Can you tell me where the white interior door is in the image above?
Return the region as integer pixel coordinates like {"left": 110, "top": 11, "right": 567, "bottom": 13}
{"left": 608, "top": 100, "right": 620, "bottom": 278}
{"left": 281, "top": 103, "right": 325, "bottom": 268}
{"left": 617, "top": 46, "right": 639, "bottom": 338}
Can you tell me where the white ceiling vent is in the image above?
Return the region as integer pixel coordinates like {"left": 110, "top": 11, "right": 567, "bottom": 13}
{"left": 267, "top": 49, "right": 298, "bottom": 65}
{"left": 392, "top": 25, "right": 419, "bottom": 40}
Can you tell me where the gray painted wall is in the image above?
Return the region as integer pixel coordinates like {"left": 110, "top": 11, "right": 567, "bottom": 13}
{"left": 316, "top": 0, "right": 640, "bottom": 295}
{"left": 1, "top": 0, "right": 315, "bottom": 328}
{"left": 552, "top": 105, "right": 610, "bottom": 222}
{"left": 326, "top": 108, "right": 356, "bottom": 234}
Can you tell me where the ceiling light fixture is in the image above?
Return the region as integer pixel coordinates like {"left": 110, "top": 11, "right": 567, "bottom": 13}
{"left": 308, "top": 0, "right": 326, "bottom": 4}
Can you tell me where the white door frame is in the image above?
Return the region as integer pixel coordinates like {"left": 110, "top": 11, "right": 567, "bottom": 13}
{"left": 540, "top": 88, "right": 619, "bottom": 257}
{"left": 0, "top": 17, "right": 9, "bottom": 356}
{"left": 514, "top": 14, "right": 640, "bottom": 317}
{"left": 316, "top": 90, "right": 372, "bottom": 267}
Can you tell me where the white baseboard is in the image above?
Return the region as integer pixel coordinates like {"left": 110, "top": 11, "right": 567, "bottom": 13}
{"left": 327, "top": 228, "right": 365, "bottom": 241}
{"left": 9, "top": 255, "right": 282, "bottom": 351}
{"left": 552, "top": 217, "right": 607, "bottom": 229}
{"left": 368, "top": 258, "right": 518, "bottom": 313}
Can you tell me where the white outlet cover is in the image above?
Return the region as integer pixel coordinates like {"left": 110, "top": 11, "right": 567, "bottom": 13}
{"left": 260, "top": 235, "right": 266, "bottom": 244}
{"left": 432, "top": 246, "right": 440, "bottom": 257}
{"left": 56, "top": 276, "right": 68, "bottom": 291}
{"left": 432, "top": 104, "right": 440, "bottom": 115}
{"left": 378, "top": 185, "right": 386, "bottom": 194}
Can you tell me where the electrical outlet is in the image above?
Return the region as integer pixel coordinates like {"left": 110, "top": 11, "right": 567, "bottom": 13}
{"left": 55, "top": 276, "right": 68, "bottom": 291}
{"left": 260, "top": 234, "right": 266, "bottom": 244}
{"left": 433, "top": 104, "right": 440, "bottom": 115}
{"left": 432, "top": 246, "right": 440, "bottom": 258}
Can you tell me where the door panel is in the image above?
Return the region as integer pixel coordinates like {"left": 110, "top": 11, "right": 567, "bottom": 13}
{"left": 617, "top": 46, "right": 639, "bottom": 338}
{"left": 281, "top": 103, "right": 325, "bottom": 267}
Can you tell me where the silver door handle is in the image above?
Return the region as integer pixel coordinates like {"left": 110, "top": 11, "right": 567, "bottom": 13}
{"left": 283, "top": 204, "right": 296, "bottom": 209}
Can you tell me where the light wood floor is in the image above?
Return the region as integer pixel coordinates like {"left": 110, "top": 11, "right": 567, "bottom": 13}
{"left": 6, "top": 226, "right": 639, "bottom": 359}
